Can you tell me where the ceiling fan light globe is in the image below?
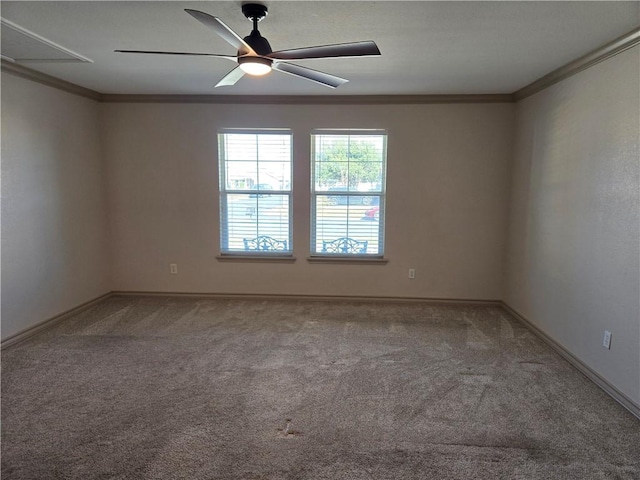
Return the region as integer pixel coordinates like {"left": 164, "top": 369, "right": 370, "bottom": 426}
{"left": 240, "top": 62, "right": 271, "bottom": 76}
{"left": 238, "top": 56, "right": 272, "bottom": 76}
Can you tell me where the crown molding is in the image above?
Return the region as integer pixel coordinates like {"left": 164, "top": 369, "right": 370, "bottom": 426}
{"left": 514, "top": 26, "right": 640, "bottom": 101}
{"left": 1, "top": 59, "right": 101, "bottom": 101}
{"left": 1, "top": 60, "right": 511, "bottom": 104}
{"left": 4, "top": 26, "right": 639, "bottom": 105}
{"left": 99, "top": 93, "right": 514, "bottom": 105}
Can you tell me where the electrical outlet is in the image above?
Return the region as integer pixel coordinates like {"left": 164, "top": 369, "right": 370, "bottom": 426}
{"left": 408, "top": 268, "right": 416, "bottom": 279}
{"left": 602, "top": 330, "right": 612, "bottom": 349}
{"left": 170, "top": 263, "right": 178, "bottom": 275}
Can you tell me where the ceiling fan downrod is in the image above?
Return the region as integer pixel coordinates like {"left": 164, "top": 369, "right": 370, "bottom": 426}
{"left": 241, "top": 3, "right": 271, "bottom": 56}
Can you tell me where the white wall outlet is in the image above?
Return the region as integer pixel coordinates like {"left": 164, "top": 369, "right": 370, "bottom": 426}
{"left": 602, "top": 330, "right": 612, "bottom": 349}
{"left": 408, "top": 268, "right": 416, "bottom": 279}
{"left": 170, "top": 263, "right": 178, "bottom": 275}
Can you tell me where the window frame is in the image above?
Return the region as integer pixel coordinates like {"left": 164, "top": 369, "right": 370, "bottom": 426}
{"left": 310, "top": 129, "right": 387, "bottom": 258}
{"left": 218, "top": 129, "right": 293, "bottom": 257}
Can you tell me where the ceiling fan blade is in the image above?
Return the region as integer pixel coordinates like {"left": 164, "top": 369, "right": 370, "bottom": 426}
{"left": 115, "top": 50, "right": 236, "bottom": 60}
{"left": 273, "top": 62, "right": 348, "bottom": 89}
{"left": 269, "top": 41, "right": 380, "bottom": 60}
{"left": 184, "top": 9, "right": 256, "bottom": 56}
{"left": 215, "top": 66, "right": 246, "bottom": 88}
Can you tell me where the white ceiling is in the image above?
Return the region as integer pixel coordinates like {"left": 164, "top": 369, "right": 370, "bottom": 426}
{"left": 2, "top": 1, "right": 639, "bottom": 96}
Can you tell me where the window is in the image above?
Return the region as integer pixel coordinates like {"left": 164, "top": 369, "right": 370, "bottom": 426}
{"left": 311, "top": 131, "right": 387, "bottom": 256}
{"left": 218, "top": 130, "right": 292, "bottom": 255}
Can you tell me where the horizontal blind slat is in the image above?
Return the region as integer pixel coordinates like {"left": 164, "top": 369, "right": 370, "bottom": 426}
{"left": 311, "top": 132, "right": 387, "bottom": 256}
{"left": 220, "top": 132, "right": 292, "bottom": 253}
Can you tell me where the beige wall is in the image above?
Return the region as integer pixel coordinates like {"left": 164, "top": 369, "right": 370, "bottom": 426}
{"left": 101, "top": 102, "right": 514, "bottom": 299}
{"left": 1, "top": 72, "right": 111, "bottom": 339}
{"left": 2, "top": 43, "right": 636, "bottom": 410}
{"left": 505, "top": 47, "right": 640, "bottom": 405}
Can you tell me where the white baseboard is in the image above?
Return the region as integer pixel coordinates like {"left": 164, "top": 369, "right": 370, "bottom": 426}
{"left": 0, "top": 291, "right": 501, "bottom": 348}
{"left": 501, "top": 302, "right": 640, "bottom": 420}
{"left": 1, "top": 292, "right": 113, "bottom": 349}
{"left": 110, "top": 290, "right": 502, "bottom": 306}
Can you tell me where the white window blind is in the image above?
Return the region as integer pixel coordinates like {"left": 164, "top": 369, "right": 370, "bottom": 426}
{"left": 219, "top": 130, "right": 292, "bottom": 254}
{"left": 311, "top": 131, "right": 387, "bottom": 256}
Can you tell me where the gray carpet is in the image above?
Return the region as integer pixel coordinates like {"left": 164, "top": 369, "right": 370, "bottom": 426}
{"left": 2, "top": 295, "right": 639, "bottom": 479}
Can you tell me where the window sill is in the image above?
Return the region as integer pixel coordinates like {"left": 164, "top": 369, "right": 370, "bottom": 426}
{"left": 307, "top": 256, "right": 388, "bottom": 265}
{"left": 216, "top": 255, "right": 296, "bottom": 263}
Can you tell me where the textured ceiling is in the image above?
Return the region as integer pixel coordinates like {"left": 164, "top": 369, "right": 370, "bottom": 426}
{"left": 1, "top": 1, "right": 639, "bottom": 96}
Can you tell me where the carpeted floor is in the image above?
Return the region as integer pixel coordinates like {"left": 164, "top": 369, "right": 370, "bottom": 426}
{"left": 2, "top": 295, "right": 639, "bottom": 479}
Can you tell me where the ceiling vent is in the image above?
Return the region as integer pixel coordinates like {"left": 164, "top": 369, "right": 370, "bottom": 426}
{"left": 1, "top": 18, "right": 92, "bottom": 63}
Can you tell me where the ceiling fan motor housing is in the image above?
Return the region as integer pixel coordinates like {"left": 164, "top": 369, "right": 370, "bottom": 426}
{"left": 243, "top": 30, "right": 272, "bottom": 56}
{"left": 240, "top": 4, "right": 272, "bottom": 56}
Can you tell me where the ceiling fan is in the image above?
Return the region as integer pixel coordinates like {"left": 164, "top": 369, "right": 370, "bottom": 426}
{"left": 115, "top": 4, "right": 381, "bottom": 89}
